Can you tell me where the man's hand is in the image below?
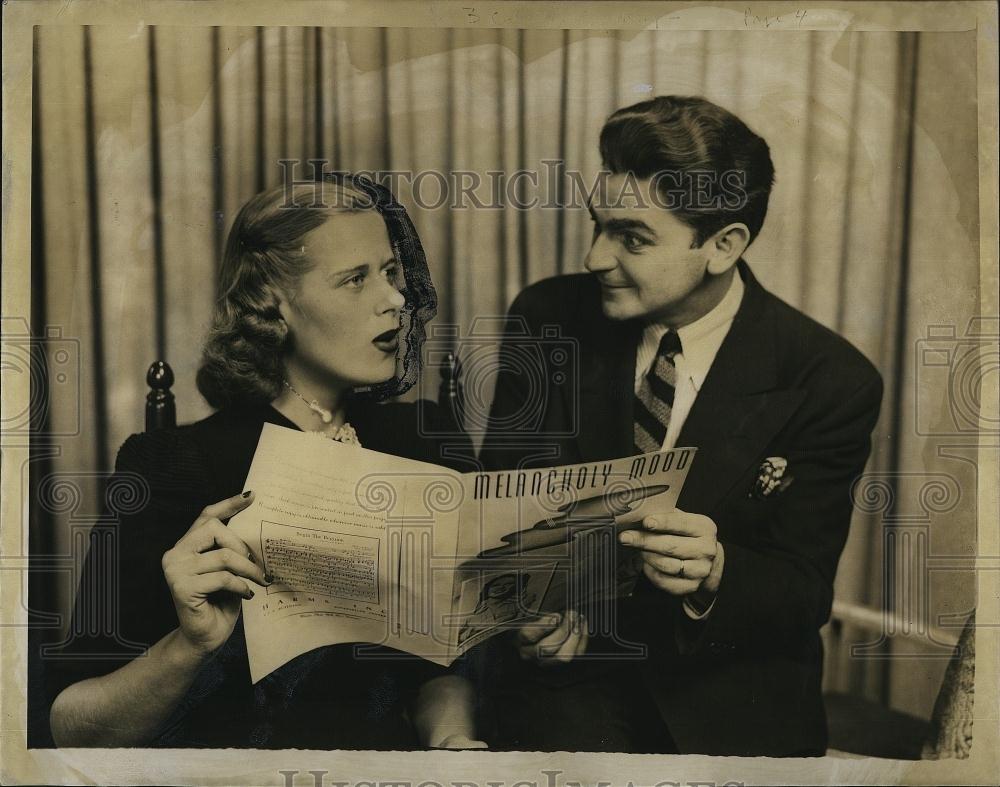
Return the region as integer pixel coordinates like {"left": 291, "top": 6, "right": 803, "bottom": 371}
{"left": 618, "top": 509, "right": 724, "bottom": 601}
{"left": 516, "top": 610, "right": 588, "bottom": 664}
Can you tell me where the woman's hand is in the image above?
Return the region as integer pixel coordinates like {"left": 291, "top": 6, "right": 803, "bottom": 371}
{"left": 516, "top": 610, "right": 589, "bottom": 664}
{"left": 160, "top": 491, "right": 267, "bottom": 659}
{"left": 413, "top": 674, "right": 487, "bottom": 749}
{"left": 433, "top": 733, "right": 489, "bottom": 749}
{"left": 52, "top": 491, "right": 265, "bottom": 747}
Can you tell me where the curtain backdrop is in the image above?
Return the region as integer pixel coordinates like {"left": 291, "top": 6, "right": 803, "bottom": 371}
{"left": 31, "top": 25, "right": 981, "bottom": 721}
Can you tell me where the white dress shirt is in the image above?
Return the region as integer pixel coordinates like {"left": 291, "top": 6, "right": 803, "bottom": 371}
{"left": 634, "top": 271, "right": 745, "bottom": 447}
{"left": 633, "top": 270, "right": 745, "bottom": 619}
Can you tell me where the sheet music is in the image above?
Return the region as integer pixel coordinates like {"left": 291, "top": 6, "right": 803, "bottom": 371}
{"left": 229, "top": 424, "right": 696, "bottom": 681}
{"left": 229, "top": 425, "right": 462, "bottom": 682}
{"left": 449, "top": 447, "right": 696, "bottom": 653}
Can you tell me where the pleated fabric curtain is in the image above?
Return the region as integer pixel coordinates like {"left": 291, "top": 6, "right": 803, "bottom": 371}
{"left": 31, "top": 25, "right": 980, "bottom": 718}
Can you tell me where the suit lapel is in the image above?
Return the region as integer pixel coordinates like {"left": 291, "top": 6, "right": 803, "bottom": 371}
{"left": 676, "top": 388, "right": 805, "bottom": 514}
{"left": 574, "top": 310, "right": 641, "bottom": 462}
{"left": 569, "top": 262, "right": 806, "bottom": 511}
{"left": 676, "top": 261, "right": 806, "bottom": 514}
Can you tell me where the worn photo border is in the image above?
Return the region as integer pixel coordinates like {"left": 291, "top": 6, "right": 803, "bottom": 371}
{"left": 2, "top": 1, "right": 998, "bottom": 784}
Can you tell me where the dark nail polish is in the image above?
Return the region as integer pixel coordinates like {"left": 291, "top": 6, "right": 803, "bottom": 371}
{"left": 264, "top": 573, "right": 274, "bottom": 584}
{"left": 242, "top": 490, "right": 253, "bottom": 498}
{"left": 246, "top": 589, "right": 255, "bottom": 599}
{"left": 247, "top": 551, "right": 256, "bottom": 563}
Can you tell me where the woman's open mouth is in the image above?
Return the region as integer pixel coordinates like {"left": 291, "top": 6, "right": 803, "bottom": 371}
{"left": 372, "top": 327, "right": 400, "bottom": 354}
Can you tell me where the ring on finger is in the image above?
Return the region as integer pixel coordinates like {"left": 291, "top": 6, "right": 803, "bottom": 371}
{"left": 677, "top": 560, "right": 686, "bottom": 578}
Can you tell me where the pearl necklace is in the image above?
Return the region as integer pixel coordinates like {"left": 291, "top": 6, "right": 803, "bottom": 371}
{"left": 282, "top": 381, "right": 362, "bottom": 446}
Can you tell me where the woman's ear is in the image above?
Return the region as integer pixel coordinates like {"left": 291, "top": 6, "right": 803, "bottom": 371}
{"left": 273, "top": 288, "right": 293, "bottom": 323}
{"left": 706, "top": 223, "right": 750, "bottom": 276}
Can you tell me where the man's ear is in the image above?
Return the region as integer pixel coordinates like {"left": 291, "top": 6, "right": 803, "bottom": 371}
{"left": 705, "top": 223, "right": 750, "bottom": 275}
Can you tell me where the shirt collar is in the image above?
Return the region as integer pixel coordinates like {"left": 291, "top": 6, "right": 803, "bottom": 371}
{"left": 643, "top": 271, "right": 745, "bottom": 393}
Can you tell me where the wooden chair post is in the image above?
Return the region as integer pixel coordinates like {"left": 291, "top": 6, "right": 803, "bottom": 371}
{"left": 145, "top": 361, "right": 176, "bottom": 431}
{"left": 438, "top": 351, "right": 464, "bottom": 433}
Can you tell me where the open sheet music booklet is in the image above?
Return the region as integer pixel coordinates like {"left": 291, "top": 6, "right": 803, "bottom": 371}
{"left": 229, "top": 423, "right": 696, "bottom": 682}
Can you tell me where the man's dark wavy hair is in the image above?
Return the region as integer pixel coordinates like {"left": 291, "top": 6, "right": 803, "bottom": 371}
{"left": 599, "top": 95, "right": 776, "bottom": 247}
{"left": 196, "top": 172, "right": 437, "bottom": 410}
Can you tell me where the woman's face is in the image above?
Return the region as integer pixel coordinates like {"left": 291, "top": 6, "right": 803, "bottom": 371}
{"left": 279, "top": 211, "right": 406, "bottom": 391}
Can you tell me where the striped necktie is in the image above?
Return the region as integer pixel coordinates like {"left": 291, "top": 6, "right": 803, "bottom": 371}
{"left": 633, "top": 330, "right": 683, "bottom": 454}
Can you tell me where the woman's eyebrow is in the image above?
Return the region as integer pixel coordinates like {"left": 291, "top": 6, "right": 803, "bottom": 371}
{"left": 327, "top": 263, "right": 369, "bottom": 279}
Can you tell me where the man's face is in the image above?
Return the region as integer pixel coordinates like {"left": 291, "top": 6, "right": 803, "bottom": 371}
{"left": 585, "top": 174, "right": 709, "bottom": 323}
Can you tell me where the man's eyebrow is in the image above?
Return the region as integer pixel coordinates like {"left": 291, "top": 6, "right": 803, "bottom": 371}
{"left": 603, "top": 217, "right": 658, "bottom": 238}
{"left": 587, "top": 202, "right": 658, "bottom": 238}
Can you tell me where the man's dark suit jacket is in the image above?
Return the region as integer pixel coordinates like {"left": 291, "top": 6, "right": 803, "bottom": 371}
{"left": 479, "top": 260, "right": 883, "bottom": 756}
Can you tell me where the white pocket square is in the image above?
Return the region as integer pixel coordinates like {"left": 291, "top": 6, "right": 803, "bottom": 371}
{"left": 750, "top": 456, "right": 793, "bottom": 499}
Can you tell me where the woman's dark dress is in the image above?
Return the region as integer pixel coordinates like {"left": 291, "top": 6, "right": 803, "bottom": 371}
{"left": 48, "top": 400, "right": 474, "bottom": 749}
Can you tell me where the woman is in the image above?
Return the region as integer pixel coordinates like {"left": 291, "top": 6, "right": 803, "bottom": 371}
{"left": 48, "top": 174, "right": 484, "bottom": 749}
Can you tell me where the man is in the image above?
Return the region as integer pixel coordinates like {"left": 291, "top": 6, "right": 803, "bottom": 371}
{"left": 477, "top": 96, "right": 883, "bottom": 756}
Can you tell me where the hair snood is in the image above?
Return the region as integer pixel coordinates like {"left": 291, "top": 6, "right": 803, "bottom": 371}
{"left": 344, "top": 173, "right": 438, "bottom": 402}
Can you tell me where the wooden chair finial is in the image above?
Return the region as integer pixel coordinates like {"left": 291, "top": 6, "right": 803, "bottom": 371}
{"left": 145, "top": 360, "right": 176, "bottom": 431}
{"left": 438, "top": 351, "right": 464, "bottom": 432}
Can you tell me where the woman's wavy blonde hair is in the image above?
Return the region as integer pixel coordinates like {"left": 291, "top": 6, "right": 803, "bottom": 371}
{"left": 195, "top": 179, "right": 374, "bottom": 409}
